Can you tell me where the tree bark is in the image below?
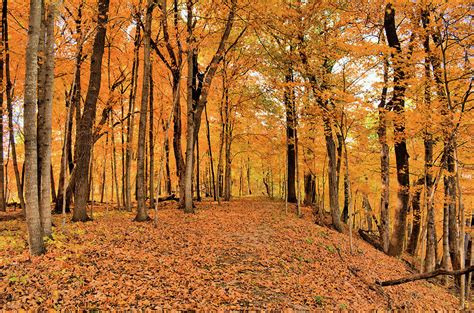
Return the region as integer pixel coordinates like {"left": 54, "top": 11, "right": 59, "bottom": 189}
{"left": 385, "top": 3, "right": 410, "bottom": 257}
{"left": 421, "top": 8, "right": 437, "bottom": 272}
{"left": 407, "top": 177, "right": 424, "bottom": 255}
{"left": 73, "top": 0, "right": 110, "bottom": 222}
{"left": 0, "top": 2, "right": 5, "bottom": 212}
{"left": 37, "top": 2, "right": 56, "bottom": 236}
{"left": 24, "top": 0, "right": 44, "bottom": 255}
{"left": 135, "top": 0, "right": 154, "bottom": 222}
{"left": 285, "top": 70, "right": 297, "bottom": 203}
{"left": 149, "top": 64, "right": 155, "bottom": 202}
{"left": 125, "top": 15, "right": 141, "bottom": 212}
{"left": 378, "top": 96, "right": 390, "bottom": 253}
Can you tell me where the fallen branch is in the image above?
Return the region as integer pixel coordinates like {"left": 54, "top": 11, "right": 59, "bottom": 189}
{"left": 378, "top": 265, "right": 474, "bottom": 286}
{"left": 358, "top": 229, "right": 383, "bottom": 252}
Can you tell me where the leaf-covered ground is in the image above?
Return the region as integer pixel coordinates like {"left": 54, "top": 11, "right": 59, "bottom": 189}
{"left": 0, "top": 200, "right": 458, "bottom": 310}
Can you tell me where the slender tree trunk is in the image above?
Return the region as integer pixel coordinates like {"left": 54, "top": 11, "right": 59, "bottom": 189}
{"left": 3, "top": 0, "right": 24, "bottom": 212}
{"left": 73, "top": 0, "right": 110, "bottom": 222}
{"left": 446, "top": 147, "right": 461, "bottom": 274}
{"left": 125, "top": 17, "right": 141, "bottom": 212}
{"left": 205, "top": 104, "right": 216, "bottom": 200}
{"left": 149, "top": 64, "right": 155, "bottom": 203}
{"left": 50, "top": 165, "right": 56, "bottom": 203}
{"left": 24, "top": 0, "right": 44, "bottom": 255}
{"left": 0, "top": 4, "right": 5, "bottom": 212}
{"left": 285, "top": 70, "right": 297, "bottom": 203}
{"left": 111, "top": 116, "right": 121, "bottom": 207}
{"left": 135, "top": 0, "right": 154, "bottom": 222}
{"left": 172, "top": 72, "right": 185, "bottom": 207}
{"left": 183, "top": 3, "right": 196, "bottom": 213}
{"left": 100, "top": 134, "right": 107, "bottom": 203}
{"left": 407, "top": 177, "right": 424, "bottom": 255}
{"left": 37, "top": 2, "right": 55, "bottom": 236}
{"left": 422, "top": 9, "right": 437, "bottom": 272}
{"left": 196, "top": 135, "right": 202, "bottom": 201}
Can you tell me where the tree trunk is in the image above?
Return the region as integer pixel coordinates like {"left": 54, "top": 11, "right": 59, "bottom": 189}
{"left": 135, "top": 0, "right": 153, "bottom": 222}
{"left": 24, "top": 0, "right": 44, "bottom": 255}
{"left": 205, "top": 104, "right": 216, "bottom": 200}
{"left": 380, "top": 32, "right": 398, "bottom": 256}
{"left": 385, "top": 3, "right": 410, "bottom": 257}
{"left": 36, "top": 2, "right": 55, "bottom": 236}
{"left": 196, "top": 136, "right": 202, "bottom": 201}
{"left": 183, "top": 1, "right": 196, "bottom": 213}
{"left": 3, "top": 0, "right": 24, "bottom": 212}
{"left": 324, "top": 117, "right": 343, "bottom": 232}
{"left": 407, "top": 177, "right": 424, "bottom": 255}
{"left": 421, "top": 8, "right": 437, "bottom": 272}
{"left": 285, "top": 70, "right": 297, "bottom": 203}
{"left": 149, "top": 64, "right": 155, "bottom": 202}
{"left": 304, "top": 173, "right": 316, "bottom": 206}
{"left": 125, "top": 16, "right": 141, "bottom": 212}
{"left": 446, "top": 147, "right": 461, "bottom": 274}
{"left": 342, "top": 160, "right": 350, "bottom": 223}
{"left": 73, "top": 0, "right": 110, "bottom": 222}
{"left": 0, "top": 3, "right": 5, "bottom": 212}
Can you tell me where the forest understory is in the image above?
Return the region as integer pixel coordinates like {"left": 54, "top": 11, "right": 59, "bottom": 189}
{"left": 0, "top": 199, "right": 460, "bottom": 310}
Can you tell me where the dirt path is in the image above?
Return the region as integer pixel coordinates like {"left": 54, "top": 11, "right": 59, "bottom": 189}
{"left": 0, "top": 200, "right": 459, "bottom": 310}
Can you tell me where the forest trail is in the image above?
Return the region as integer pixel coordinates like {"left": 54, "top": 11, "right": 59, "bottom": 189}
{"left": 1, "top": 200, "right": 458, "bottom": 310}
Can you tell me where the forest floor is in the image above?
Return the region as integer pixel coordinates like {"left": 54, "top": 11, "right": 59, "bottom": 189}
{"left": 0, "top": 199, "right": 460, "bottom": 310}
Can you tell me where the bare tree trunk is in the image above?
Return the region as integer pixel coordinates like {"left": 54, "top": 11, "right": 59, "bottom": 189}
{"left": 385, "top": 3, "right": 410, "bottom": 257}
{"left": 407, "top": 177, "right": 424, "bottom": 255}
{"left": 447, "top": 147, "right": 461, "bottom": 275}
{"left": 100, "top": 134, "right": 107, "bottom": 203}
{"left": 285, "top": 70, "right": 297, "bottom": 203}
{"left": 196, "top": 136, "right": 202, "bottom": 201}
{"left": 111, "top": 116, "right": 121, "bottom": 207}
{"left": 135, "top": 0, "right": 154, "bottom": 222}
{"left": 24, "top": 0, "right": 44, "bottom": 255}
{"left": 73, "top": 0, "right": 110, "bottom": 222}
{"left": 3, "top": 0, "right": 24, "bottom": 212}
{"left": 205, "top": 105, "right": 216, "bottom": 200}
{"left": 125, "top": 16, "right": 141, "bottom": 212}
{"left": 183, "top": 1, "right": 196, "bottom": 213}
{"left": 0, "top": 3, "right": 5, "bottom": 212}
{"left": 324, "top": 117, "right": 343, "bottom": 232}
{"left": 37, "top": 2, "right": 55, "bottom": 236}
{"left": 149, "top": 64, "right": 155, "bottom": 203}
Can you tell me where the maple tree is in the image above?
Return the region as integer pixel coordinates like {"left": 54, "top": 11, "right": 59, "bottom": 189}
{"left": 0, "top": 0, "right": 472, "bottom": 309}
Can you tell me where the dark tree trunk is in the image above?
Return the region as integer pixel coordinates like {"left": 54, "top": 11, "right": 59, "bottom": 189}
{"left": 205, "top": 105, "right": 216, "bottom": 200}
{"left": 385, "top": 3, "right": 410, "bottom": 257}
{"left": 303, "top": 173, "right": 316, "bottom": 206}
{"left": 285, "top": 70, "right": 297, "bottom": 203}
{"left": 73, "top": 0, "right": 110, "bottom": 222}
{"left": 446, "top": 147, "right": 461, "bottom": 273}
{"left": 407, "top": 177, "right": 424, "bottom": 255}
{"left": 149, "top": 64, "right": 155, "bottom": 202}
{"left": 342, "top": 168, "right": 349, "bottom": 223}
{"left": 0, "top": 5, "right": 5, "bottom": 212}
